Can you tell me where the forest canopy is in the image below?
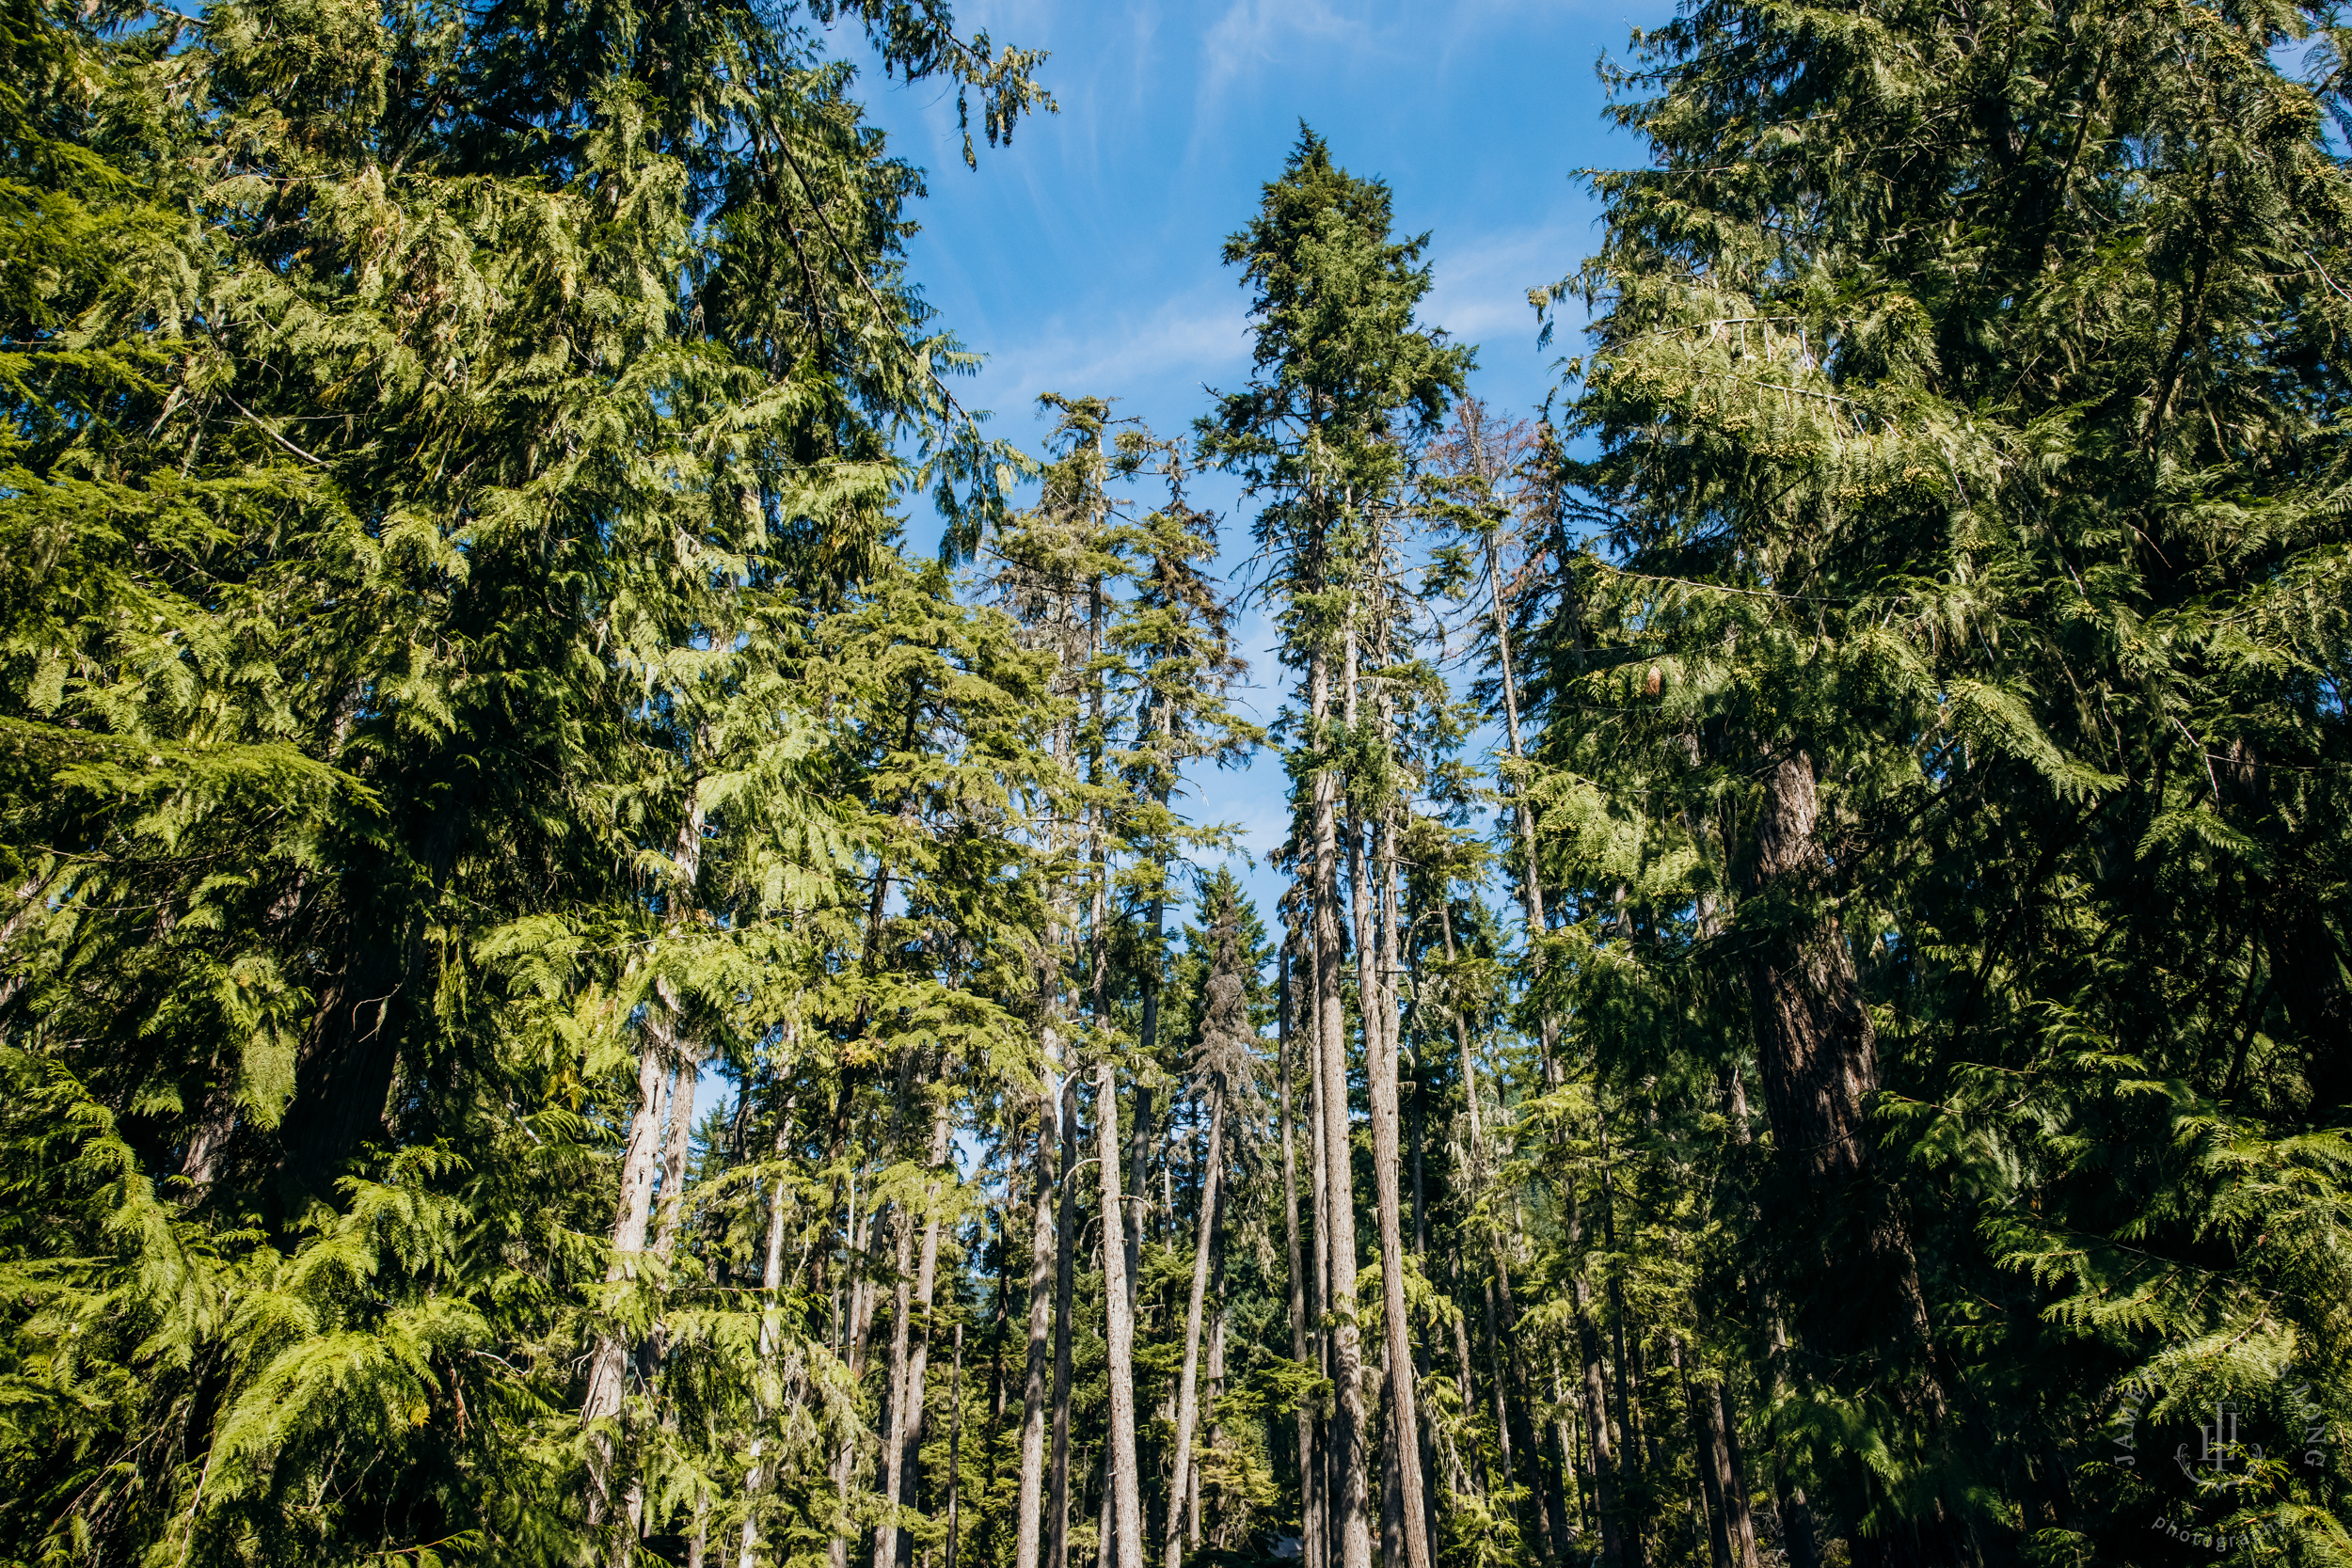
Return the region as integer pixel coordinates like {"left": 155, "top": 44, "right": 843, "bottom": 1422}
{"left": 1, "top": 0, "right": 2348, "bottom": 1567}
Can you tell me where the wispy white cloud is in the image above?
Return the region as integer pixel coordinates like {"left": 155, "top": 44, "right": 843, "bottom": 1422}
{"left": 1199, "top": 0, "right": 1364, "bottom": 97}
{"left": 967, "top": 290, "right": 1254, "bottom": 419}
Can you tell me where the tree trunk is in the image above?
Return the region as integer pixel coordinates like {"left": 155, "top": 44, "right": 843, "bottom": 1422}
{"left": 584, "top": 1037, "right": 672, "bottom": 1432}
{"left": 1447, "top": 1254, "right": 1488, "bottom": 1496}
{"left": 1716, "top": 1381, "right": 1758, "bottom": 1568}
{"left": 1279, "top": 940, "right": 1326, "bottom": 1568}
{"left": 1304, "top": 929, "right": 1335, "bottom": 1568}
{"left": 1309, "top": 643, "right": 1371, "bottom": 1568}
{"left": 1570, "top": 1191, "right": 1631, "bottom": 1568}
{"left": 1480, "top": 1276, "right": 1521, "bottom": 1538}
{"left": 1049, "top": 1070, "right": 1083, "bottom": 1568}
{"left": 1743, "top": 752, "right": 1950, "bottom": 1568}
{"left": 734, "top": 1086, "right": 797, "bottom": 1568}
{"left": 879, "top": 1100, "right": 953, "bottom": 1568}
{"left": 1495, "top": 1256, "right": 1560, "bottom": 1561}
{"left": 1016, "top": 1096, "right": 1060, "bottom": 1568}
{"left": 1475, "top": 452, "right": 1561, "bottom": 1088}
{"left": 1097, "top": 1062, "right": 1146, "bottom": 1568}
{"left": 1765, "top": 1315, "right": 1820, "bottom": 1568}
{"left": 653, "top": 1042, "right": 698, "bottom": 1259}
{"left": 585, "top": 790, "right": 706, "bottom": 1490}
{"left": 946, "top": 1322, "right": 966, "bottom": 1568}
{"left": 1164, "top": 1082, "right": 1226, "bottom": 1568}
{"left": 1675, "top": 1338, "right": 1732, "bottom": 1568}
{"left": 1352, "top": 792, "right": 1431, "bottom": 1568}
{"left": 1380, "top": 1360, "right": 1406, "bottom": 1568}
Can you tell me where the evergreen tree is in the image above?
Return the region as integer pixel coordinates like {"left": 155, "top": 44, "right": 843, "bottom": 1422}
{"left": 1531, "top": 0, "right": 2352, "bottom": 1562}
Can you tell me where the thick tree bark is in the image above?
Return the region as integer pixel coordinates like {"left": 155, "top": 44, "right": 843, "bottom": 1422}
{"left": 1097, "top": 1062, "right": 1146, "bottom": 1568}
{"left": 1164, "top": 1082, "right": 1226, "bottom": 1568}
{"left": 1743, "top": 752, "right": 1951, "bottom": 1568}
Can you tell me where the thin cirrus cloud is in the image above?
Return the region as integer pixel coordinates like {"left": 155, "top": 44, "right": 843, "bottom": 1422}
{"left": 849, "top": 0, "right": 1649, "bottom": 905}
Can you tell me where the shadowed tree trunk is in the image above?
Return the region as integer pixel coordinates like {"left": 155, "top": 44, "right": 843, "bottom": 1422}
{"left": 1570, "top": 1189, "right": 1632, "bottom": 1568}
{"left": 1741, "top": 751, "right": 1952, "bottom": 1568}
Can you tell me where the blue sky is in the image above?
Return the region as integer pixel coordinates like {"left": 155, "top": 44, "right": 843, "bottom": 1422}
{"left": 855, "top": 0, "right": 1663, "bottom": 943}
{"left": 700, "top": 0, "right": 1661, "bottom": 1129}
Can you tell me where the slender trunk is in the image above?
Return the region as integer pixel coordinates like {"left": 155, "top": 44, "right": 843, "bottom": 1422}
{"left": 1310, "top": 644, "right": 1370, "bottom": 1568}
{"left": 1015, "top": 1099, "right": 1060, "bottom": 1568}
{"left": 584, "top": 791, "right": 706, "bottom": 1483}
{"left": 1097, "top": 1448, "right": 1116, "bottom": 1568}
{"left": 653, "top": 1043, "right": 698, "bottom": 1259}
{"left": 738, "top": 1095, "right": 797, "bottom": 1568}
{"left": 1495, "top": 1256, "right": 1558, "bottom": 1561}
{"left": 1717, "top": 1381, "right": 1758, "bottom": 1568}
{"left": 1548, "top": 1360, "right": 1578, "bottom": 1561}
{"left": 946, "top": 1323, "right": 966, "bottom": 1568}
{"left": 1766, "top": 1316, "right": 1819, "bottom": 1568}
{"left": 1130, "top": 839, "right": 1168, "bottom": 1288}
{"left": 1571, "top": 1224, "right": 1629, "bottom": 1568}
{"left": 873, "top": 1187, "right": 917, "bottom": 1566}
{"left": 1380, "top": 1358, "right": 1406, "bottom": 1568}
{"left": 1354, "top": 796, "right": 1430, "bottom": 1568}
{"left": 1049, "top": 1071, "right": 1082, "bottom": 1568}
{"left": 879, "top": 1101, "right": 953, "bottom": 1568}
{"left": 1097, "top": 1063, "right": 1146, "bottom": 1568}
{"left": 1448, "top": 1252, "right": 1488, "bottom": 1496}
{"left": 1675, "top": 1338, "right": 1732, "bottom": 1568}
{"left": 1596, "top": 1118, "right": 1648, "bottom": 1566}
{"left": 835, "top": 1068, "right": 914, "bottom": 1568}
{"left": 1436, "top": 906, "right": 1483, "bottom": 1157}
{"left": 584, "top": 1039, "right": 672, "bottom": 1429}
{"left": 1478, "top": 480, "right": 1560, "bottom": 1088}
{"left": 1164, "top": 1084, "right": 1227, "bottom": 1568}
{"left": 1281, "top": 940, "right": 1327, "bottom": 1568}
{"left": 1480, "top": 1278, "right": 1519, "bottom": 1527}
{"left": 1692, "top": 1365, "right": 1745, "bottom": 1568}
{"left": 1205, "top": 1292, "right": 1228, "bottom": 1546}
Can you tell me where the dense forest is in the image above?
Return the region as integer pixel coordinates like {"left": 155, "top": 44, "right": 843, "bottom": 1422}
{"left": 4, "top": 0, "right": 2351, "bottom": 1564}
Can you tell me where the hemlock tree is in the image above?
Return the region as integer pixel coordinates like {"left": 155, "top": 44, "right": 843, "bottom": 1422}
{"left": 1534, "top": 0, "right": 2352, "bottom": 1563}
{"left": 1200, "top": 126, "right": 1472, "bottom": 1568}
{"left": 0, "top": 0, "right": 1049, "bottom": 1559}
